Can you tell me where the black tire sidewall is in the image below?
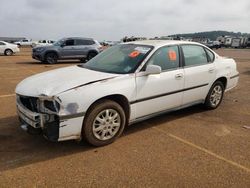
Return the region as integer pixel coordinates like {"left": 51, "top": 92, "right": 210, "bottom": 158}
{"left": 46, "top": 53, "right": 57, "bottom": 64}
{"left": 5, "top": 49, "right": 13, "bottom": 56}
{"left": 82, "top": 100, "right": 126, "bottom": 146}
{"left": 87, "top": 52, "right": 97, "bottom": 60}
{"left": 205, "top": 81, "right": 224, "bottom": 109}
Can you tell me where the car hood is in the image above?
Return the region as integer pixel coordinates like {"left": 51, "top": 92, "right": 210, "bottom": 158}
{"left": 16, "top": 66, "right": 118, "bottom": 97}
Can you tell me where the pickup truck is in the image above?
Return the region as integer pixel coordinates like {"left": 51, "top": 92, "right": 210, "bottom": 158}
{"left": 32, "top": 40, "right": 55, "bottom": 48}
{"left": 14, "top": 39, "right": 33, "bottom": 47}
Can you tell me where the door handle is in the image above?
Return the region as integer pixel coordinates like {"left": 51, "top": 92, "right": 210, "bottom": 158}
{"left": 175, "top": 73, "right": 183, "bottom": 79}
{"left": 208, "top": 68, "right": 215, "bottom": 73}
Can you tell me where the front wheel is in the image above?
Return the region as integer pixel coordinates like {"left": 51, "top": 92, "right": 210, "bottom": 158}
{"left": 45, "top": 52, "right": 58, "bottom": 64}
{"left": 82, "top": 100, "right": 126, "bottom": 146}
{"left": 204, "top": 81, "right": 224, "bottom": 109}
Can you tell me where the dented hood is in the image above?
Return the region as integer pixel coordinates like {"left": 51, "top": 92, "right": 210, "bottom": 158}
{"left": 15, "top": 65, "right": 117, "bottom": 97}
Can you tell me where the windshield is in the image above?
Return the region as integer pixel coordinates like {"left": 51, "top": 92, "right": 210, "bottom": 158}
{"left": 83, "top": 44, "right": 153, "bottom": 74}
{"left": 53, "top": 39, "right": 64, "bottom": 46}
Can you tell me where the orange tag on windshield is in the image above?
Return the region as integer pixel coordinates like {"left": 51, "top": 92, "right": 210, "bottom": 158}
{"left": 129, "top": 51, "right": 140, "bottom": 58}
{"left": 168, "top": 50, "right": 177, "bottom": 61}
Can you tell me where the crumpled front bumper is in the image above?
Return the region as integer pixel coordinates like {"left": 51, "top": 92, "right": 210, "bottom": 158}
{"left": 16, "top": 96, "right": 59, "bottom": 142}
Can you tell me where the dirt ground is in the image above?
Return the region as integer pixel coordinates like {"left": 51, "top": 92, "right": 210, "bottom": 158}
{"left": 0, "top": 47, "right": 249, "bottom": 187}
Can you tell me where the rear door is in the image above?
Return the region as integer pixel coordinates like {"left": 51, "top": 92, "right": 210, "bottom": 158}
{"left": 135, "top": 45, "right": 184, "bottom": 118}
{"left": 75, "top": 39, "right": 94, "bottom": 57}
{"left": 181, "top": 44, "right": 216, "bottom": 105}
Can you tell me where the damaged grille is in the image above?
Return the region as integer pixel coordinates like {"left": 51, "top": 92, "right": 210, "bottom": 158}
{"left": 19, "top": 96, "right": 39, "bottom": 112}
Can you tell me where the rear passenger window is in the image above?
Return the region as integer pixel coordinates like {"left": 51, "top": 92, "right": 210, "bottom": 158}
{"left": 75, "top": 39, "right": 95, "bottom": 45}
{"left": 182, "top": 45, "right": 208, "bottom": 66}
{"left": 147, "top": 45, "right": 179, "bottom": 71}
{"left": 205, "top": 48, "right": 215, "bottom": 62}
{"left": 75, "top": 39, "right": 86, "bottom": 45}
{"left": 85, "top": 40, "right": 95, "bottom": 45}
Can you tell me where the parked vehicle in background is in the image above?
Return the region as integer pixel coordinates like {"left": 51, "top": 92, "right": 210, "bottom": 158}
{"left": 247, "top": 37, "right": 250, "bottom": 47}
{"left": 16, "top": 40, "right": 239, "bottom": 146}
{"left": 206, "top": 41, "right": 221, "bottom": 49}
{"left": 216, "top": 36, "right": 233, "bottom": 47}
{"left": 14, "top": 39, "right": 32, "bottom": 47}
{"left": 224, "top": 37, "right": 233, "bottom": 47}
{"left": 231, "top": 38, "right": 241, "bottom": 48}
{"left": 0, "top": 41, "right": 20, "bottom": 56}
{"left": 32, "top": 37, "right": 102, "bottom": 64}
{"left": 216, "top": 36, "right": 226, "bottom": 45}
{"left": 240, "top": 37, "right": 248, "bottom": 48}
{"left": 32, "top": 40, "right": 55, "bottom": 48}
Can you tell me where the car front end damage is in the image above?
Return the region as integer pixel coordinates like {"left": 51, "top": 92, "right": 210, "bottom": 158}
{"left": 16, "top": 94, "right": 63, "bottom": 141}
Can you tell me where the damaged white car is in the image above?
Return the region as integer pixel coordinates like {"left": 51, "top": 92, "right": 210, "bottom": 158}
{"left": 16, "top": 41, "right": 239, "bottom": 146}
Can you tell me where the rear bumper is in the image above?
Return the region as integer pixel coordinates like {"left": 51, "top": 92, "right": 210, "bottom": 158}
{"left": 226, "top": 73, "right": 239, "bottom": 92}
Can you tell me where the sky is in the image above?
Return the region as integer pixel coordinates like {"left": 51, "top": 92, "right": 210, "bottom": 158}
{"left": 0, "top": 0, "right": 249, "bottom": 41}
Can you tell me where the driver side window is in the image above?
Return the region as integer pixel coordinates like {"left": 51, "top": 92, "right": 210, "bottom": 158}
{"left": 65, "top": 39, "right": 75, "bottom": 46}
{"left": 147, "top": 45, "right": 180, "bottom": 71}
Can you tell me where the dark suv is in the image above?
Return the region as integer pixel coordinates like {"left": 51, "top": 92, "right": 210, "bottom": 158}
{"left": 32, "top": 37, "right": 102, "bottom": 64}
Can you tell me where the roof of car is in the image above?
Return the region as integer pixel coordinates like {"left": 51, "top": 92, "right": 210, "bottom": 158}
{"left": 127, "top": 40, "right": 203, "bottom": 48}
{"left": 62, "top": 37, "right": 93, "bottom": 40}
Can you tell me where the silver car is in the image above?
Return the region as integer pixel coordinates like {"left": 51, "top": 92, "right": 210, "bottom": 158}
{"left": 32, "top": 37, "right": 102, "bottom": 64}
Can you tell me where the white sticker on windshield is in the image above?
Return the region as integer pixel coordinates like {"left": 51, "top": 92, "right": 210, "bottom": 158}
{"left": 134, "top": 47, "right": 151, "bottom": 54}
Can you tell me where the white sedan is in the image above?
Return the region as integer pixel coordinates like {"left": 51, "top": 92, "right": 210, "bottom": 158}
{"left": 15, "top": 40, "right": 239, "bottom": 146}
{"left": 0, "top": 41, "right": 20, "bottom": 56}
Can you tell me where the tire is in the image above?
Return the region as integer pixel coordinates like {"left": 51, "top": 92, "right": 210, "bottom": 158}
{"left": 204, "top": 81, "right": 224, "bottom": 109}
{"left": 45, "top": 52, "right": 58, "bottom": 64}
{"left": 82, "top": 100, "right": 126, "bottom": 146}
{"left": 79, "top": 58, "right": 86, "bottom": 63}
{"left": 87, "top": 52, "right": 97, "bottom": 61}
{"left": 4, "top": 49, "right": 13, "bottom": 56}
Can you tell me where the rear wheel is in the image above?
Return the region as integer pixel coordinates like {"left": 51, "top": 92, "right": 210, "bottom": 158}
{"left": 204, "top": 81, "right": 224, "bottom": 109}
{"left": 82, "top": 100, "right": 126, "bottom": 146}
{"left": 45, "top": 52, "right": 58, "bottom": 64}
{"left": 4, "top": 49, "right": 13, "bottom": 56}
{"left": 79, "top": 58, "right": 86, "bottom": 63}
{"left": 87, "top": 52, "right": 97, "bottom": 61}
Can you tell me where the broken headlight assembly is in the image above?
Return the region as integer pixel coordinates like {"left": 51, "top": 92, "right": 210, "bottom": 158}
{"left": 38, "top": 98, "right": 60, "bottom": 128}
{"left": 43, "top": 100, "right": 60, "bottom": 112}
{"left": 37, "top": 96, "right": 61, "bottom": 114}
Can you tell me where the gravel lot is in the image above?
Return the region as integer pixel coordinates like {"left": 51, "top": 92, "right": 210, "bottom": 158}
{"left": 0, "top": 48, "right": 250, "bottom": 187}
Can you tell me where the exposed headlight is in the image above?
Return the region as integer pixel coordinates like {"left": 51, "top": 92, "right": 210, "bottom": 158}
{"left": 44, "top": 100, "right": 60, "bottom": 112}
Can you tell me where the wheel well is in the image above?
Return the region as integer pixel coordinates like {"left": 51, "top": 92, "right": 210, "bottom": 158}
{"left": 215, "top": 77, "right": 227, "bottom": 89}
{"left": 5, "top": 48, "right": 13, "bottom": 52}
{"left": 87, "top": 94, "right": 130, "bottom": 125}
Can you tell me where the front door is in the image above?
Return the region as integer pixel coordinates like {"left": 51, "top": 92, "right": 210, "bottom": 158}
{"left": 134, "top": 45, "right": 184, "bottom": 119}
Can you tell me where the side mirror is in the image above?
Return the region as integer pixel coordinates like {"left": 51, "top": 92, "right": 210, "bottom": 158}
{"left": 145, "top": 65, "right": 161, "bottom": 75}
{"left": 60, "top": 43, "right": 65, "bottom": 48}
